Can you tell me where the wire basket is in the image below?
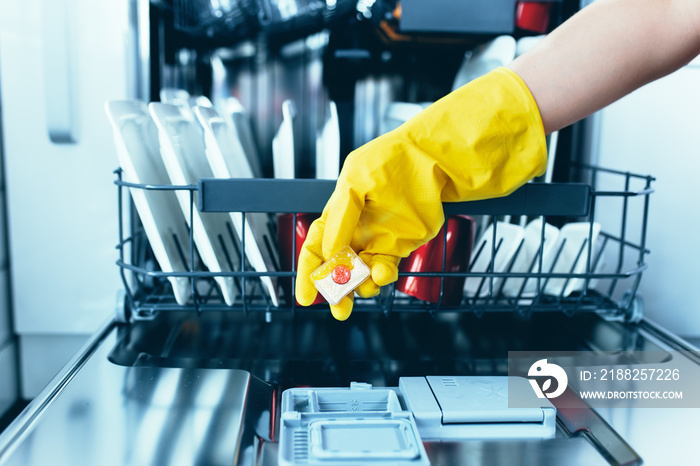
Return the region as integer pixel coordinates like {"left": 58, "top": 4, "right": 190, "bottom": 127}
{"left": 115, "top": 164, "right": 654, "bottom": 322}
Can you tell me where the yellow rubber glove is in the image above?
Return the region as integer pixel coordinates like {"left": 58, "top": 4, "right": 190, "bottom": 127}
{"left": 296, "top": 67, "right": 547, "bottom": 320}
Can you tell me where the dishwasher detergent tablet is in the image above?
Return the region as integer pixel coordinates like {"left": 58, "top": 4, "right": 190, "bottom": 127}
{"left": 310, "top": 246, "right": 370, "bottom": 305}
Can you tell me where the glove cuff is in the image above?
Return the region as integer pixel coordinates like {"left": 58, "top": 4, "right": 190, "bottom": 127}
{"left": 427, "top": 66, "right": 549, "bottom": 202}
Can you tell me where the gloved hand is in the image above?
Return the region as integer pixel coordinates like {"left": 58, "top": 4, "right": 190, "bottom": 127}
{"left": 296, "top": 67, "right": 547, "bottom": 320}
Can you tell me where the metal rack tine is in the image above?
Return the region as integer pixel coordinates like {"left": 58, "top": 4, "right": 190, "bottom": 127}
{"left": 433, "top": 215, "right": 452, "bottom": 313}
{"left": 240, "top": 211, "right": 247, "bottom": 315}
{"left": 472, "top": 237, "right": 505, "bottom": 300}
{"left": 172, "top": 232, "right": 190, "bottom": 271}
{"left": 558, "top": 239, "right": 589, "bottom": 300}
{"left": 540, "top": 238, "right": 567, "bottom": 296}
{"left": 188, "top": 189, "right": 200, "bottom": 314}
{"left": 217, "top": 234, "right": 236, "bottom": 272}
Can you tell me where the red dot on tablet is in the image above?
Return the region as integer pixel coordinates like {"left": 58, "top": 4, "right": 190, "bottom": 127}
{"left": 331, "top": 265, "right": 351, "bottom": 285}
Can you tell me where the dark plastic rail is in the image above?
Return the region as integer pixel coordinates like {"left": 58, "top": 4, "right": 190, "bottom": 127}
{"left": 198, "top": 178, "right": 591, "bottom": 216}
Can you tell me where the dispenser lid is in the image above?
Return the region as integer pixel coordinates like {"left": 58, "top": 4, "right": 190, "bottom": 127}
{"left": 426, "top": 376, "right": 545, "bottom": 424}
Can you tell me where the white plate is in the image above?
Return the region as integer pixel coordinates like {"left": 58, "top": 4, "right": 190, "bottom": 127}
{"left": 159, "top": 88, "right": 213, "bottom": 119}
{"left": 105, "top": 100, "right": 192, "bottom": 305}
{"left": 502, "top": 219, "right": 560, "bottom": 297}
{"left": 452, "top": 35, "right": 516, "bottom": 91}
{"left": 149, "top": 102, "right": 241, "bottom": 306}
{"left": 221, "top": 97, "right": 263, "bottom": 178}
{"left": 544, "top": 222, "right": 602, "bottom": 297}
{"left": 272, "top": 99, "right": 296, "bottom": 179}
{"left": 187, "top": 95, "right": 213, "bottom": 109}
{"left": 160, "top": 88, "right": 190, "bottom": 106}
{"left": 379, "top": 102, "right": 424, "bottom": 135}
{"left": 195, "top": 105, "right": 280, "bottom": 307}
{"left": 315, "top": 100, "right": 340, "bottom": 179}
{"left": 465, "top": 222, "right": 525, "bottom": 298}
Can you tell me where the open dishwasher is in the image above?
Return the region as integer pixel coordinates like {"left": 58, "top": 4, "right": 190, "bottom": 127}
{"left": 2, "top": 156, "right": 699, "bottom": 466}
{"left": 1, "top": 0, "right": 700, "bottom": 463}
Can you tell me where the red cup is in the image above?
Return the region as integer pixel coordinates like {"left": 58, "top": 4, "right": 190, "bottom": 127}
{"left": 516, "top": 2, "right": 553, "bottom": 34}
{"left": 396, "top": 215, "right": 474, "bottom": 305}
{"left": 277, "top": 213, "right": 326, "bottom": 305}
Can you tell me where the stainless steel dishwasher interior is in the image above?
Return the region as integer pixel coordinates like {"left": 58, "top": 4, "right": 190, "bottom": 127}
{"left": 108, "top": 312, "right": 669, "bottom": 387}
{"left": 103, "top": 311, "right": 679, "bottom": 465}
{"left": 2, "top": 311, "right": 692, "bottom": 466}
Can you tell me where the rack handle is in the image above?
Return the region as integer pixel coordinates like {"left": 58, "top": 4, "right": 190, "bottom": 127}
{"left": 198, "top": 178, "right": 591, "bottom": 217}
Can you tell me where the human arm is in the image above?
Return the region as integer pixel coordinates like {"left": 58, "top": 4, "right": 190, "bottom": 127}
{"left": 510, "top": 0, "right": 700, "bottom": 134}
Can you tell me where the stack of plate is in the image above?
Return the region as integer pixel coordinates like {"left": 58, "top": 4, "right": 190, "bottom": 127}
{"left": 106, "top": 92, "right": 280, "bottom": 307}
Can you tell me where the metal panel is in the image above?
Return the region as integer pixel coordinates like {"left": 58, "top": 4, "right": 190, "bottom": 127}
{"left": 591, "top": 60, "right": 700, "bottom": 337}
{"left": 18, "top": 334, "right": 90, "bottom": 399}
{"left": 0, "top": 269, "right": 10, "bottom": 347}
{"left": 0, "top": 0, "right": 133, "bottom": 334}
{"left": 0, "top": 193, "right": 7, "bottom": 270}
{"left": 0, "top": 342, "right": 18, "bottom": 419}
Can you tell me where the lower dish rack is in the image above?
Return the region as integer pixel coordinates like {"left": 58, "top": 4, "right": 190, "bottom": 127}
{"left": 115, "top": 164, "right": 654, "bottom": 322}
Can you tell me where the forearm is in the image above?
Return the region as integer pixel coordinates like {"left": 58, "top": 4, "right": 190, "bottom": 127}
{"left": 509, "top": 0, "right": 700, "bottom": 134}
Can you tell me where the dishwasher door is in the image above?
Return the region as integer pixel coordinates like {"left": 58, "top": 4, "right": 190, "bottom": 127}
{"left": 0, "top": 311, "right": 697, "bottom": 466}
